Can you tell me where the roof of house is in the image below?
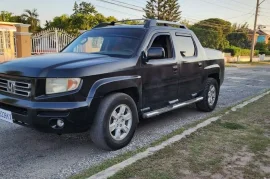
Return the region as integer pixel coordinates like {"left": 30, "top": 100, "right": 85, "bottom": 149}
{"left": 0, "top": 21, "right": 22, "bottom": 26}
{"left": 248, "top": 29, "right": 269, "bottom": 36}
{"left": 0, "top": 25, "right": 16, "bottom": 31}
{"left": 0, "top": 22, "right": 23, "bottom": 31}
{"left": 257, "top": 29, "right": 269, "bottom": 35}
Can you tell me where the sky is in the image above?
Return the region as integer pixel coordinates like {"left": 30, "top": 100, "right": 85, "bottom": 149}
{"left": 1, "top": 0, "right": 270, "bottom": 32}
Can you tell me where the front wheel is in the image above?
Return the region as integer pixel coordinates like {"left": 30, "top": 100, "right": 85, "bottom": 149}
{"left": 90, "top": 93, "right": 138, "bottom": 151}
{"left": 196, "top": 78, "right": 219, "bottom": 112}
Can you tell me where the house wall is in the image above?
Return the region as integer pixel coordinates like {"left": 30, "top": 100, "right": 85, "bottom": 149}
{"left": 247, "top": 34, "right": 259, "bottom": 42}
{"left": 266, "top": 36, "right": 270, "bottom": 44}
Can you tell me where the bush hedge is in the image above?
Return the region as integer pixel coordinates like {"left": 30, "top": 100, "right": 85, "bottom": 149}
{"left": 223, "top": 46, "right": 259, "bottom": 56}
{"left": 259, "top": 51, "right": 270, "bottom": 55}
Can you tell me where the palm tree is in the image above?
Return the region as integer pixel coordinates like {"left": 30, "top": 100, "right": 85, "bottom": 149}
{"left": 21, "top": 9, "right": 40, "bottom": 32}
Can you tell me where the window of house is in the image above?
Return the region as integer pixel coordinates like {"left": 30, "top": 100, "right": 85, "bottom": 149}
{"left": 4, "top": 31, "right": 11, "bottom": 49}
{"left": 150, "top": 35, "right": 173, "bottom": 59}
{"left": 175, "top": 35, "right": 196, "bottom": 57}
{"left": 0, "top": 32, "right": 4, "bottom": 54}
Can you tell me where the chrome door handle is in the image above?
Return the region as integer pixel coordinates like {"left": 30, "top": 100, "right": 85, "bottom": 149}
{"left": 198, "top": 62, "right": 203, "bottom": 67}
{"left": 172, "top": 65, "right": 178, "bottom": 73}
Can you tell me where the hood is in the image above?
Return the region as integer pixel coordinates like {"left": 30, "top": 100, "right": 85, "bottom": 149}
{"left": 0, "top": 53, "right": 131, "bottom": 77}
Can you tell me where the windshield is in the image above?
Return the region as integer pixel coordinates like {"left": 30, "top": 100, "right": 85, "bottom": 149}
{"left": 62, "top": 28, "right": 145, "bottom": 58}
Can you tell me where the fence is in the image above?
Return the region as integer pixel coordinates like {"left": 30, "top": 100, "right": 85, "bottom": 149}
{"left": 0, "top": 30, "right": 16, "bottom": 62}
{"left": 31, "top": 28, "right": 75, "bottom": 55}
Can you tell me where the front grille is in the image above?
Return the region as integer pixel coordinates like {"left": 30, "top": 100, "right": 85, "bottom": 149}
{"left": 0, "top": 78, "right": 31, "bottom": 97}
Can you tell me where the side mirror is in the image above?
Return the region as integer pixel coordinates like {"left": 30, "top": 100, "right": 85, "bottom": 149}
{"left": 147, "top": 47, "right": 165, "bottom": 61}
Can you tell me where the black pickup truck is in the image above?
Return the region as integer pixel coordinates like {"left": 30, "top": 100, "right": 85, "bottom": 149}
{"left": 0, "top": 19, "right": 224, "bottom": 150}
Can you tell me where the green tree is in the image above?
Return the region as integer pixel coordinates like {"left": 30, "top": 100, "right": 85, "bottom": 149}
{"left": 226, "top": 32, "right": 251, "bottom": 48}
{"left": 45, "top": 14, "right": 71, "bottom": 31}
{"left": 191, "top": 27, "right": 223, "bottom": 49}
{"left": 0, "top": 11, "right": 13, "bottom": 21}
{"left": 73, "top": 2, "right": 79, "bottom": 13}
{"left": 255, "top": 42, "right": 268, "bottom": 51}
{"left": 231, "top": 22, "right": 249, "bottom": 33}
{"left": 180, "top": 19, "right": 191, "bottom": 28}
{"left": 21, "top": 9, "right": 40, "bottom": 32}
{"left": 144, "top": 0, "right": 181, "bottom": 21}
{"left": 144, "top": 0, "right": 155, "bottom": 19}
{"left": 164, "top": 0, "right": 181, "bottom": 21}
{"left": 47, "top": 2, "right": 117, "bottom": 35}
{"left": 190, "top": 18, "right": 231, "bottom": 50}
{"left": 0, "top": 11, "right": 26, "bottom": 23}
{"left": 10, "top": 15, "right": 26, "bottom": 23}
{"left": 73, "top": 1, "right": 97, "bottom": 15}
{"left": 106, "top": 16, "right": 118, "bottom": 23}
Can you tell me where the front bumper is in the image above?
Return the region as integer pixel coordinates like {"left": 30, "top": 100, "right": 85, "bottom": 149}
{"left": 0, "top": 94, "right": 92, "bottom": 133}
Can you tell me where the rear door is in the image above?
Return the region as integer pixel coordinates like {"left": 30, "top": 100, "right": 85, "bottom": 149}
{"left": 173, "top": 33, "right": 204, "bottom": 101}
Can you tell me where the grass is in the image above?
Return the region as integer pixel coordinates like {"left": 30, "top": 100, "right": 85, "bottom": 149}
{"left": 69, "top": 92, "right": 269, "bottom": 179}
{"left": 69, "top": 105, "right": 235, "bottom": 179}
{"left": 109, "top": 93, "right": 270, "bottom": 179}
{"left": 68, "top": 148, "right": 146, "bottom": 179}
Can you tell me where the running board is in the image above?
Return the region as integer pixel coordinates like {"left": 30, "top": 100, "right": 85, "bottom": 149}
{"left": 142, "top": 97, "right": 203, "bottom": 119}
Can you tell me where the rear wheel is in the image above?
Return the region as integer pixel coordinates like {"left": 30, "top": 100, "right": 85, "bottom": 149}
{"left": 196, "top": 78, "right": 219, "bottom": 112}
{"left": 90, "top": 93, "right": 138, "bottom": 151}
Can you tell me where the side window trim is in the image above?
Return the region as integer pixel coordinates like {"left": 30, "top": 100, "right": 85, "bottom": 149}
{"left": 147, "top": 32, "right": 175, "bottom": 60}
{"left": 175, "top": 33, "right": 198, "bottom": 58}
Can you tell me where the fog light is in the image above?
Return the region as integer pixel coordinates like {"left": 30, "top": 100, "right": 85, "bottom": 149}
{"left": 57, "top": 119, "right": 64, "bottom": 128}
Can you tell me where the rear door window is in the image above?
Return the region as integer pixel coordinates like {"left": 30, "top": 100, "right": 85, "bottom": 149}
{"left": 175, "top": 35, "right": 196, "bottom": 58}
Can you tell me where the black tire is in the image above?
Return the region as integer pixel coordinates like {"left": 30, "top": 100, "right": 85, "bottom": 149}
{"left": 196, "top": 78, "right": 219, "bottom": 112}
{"left": 90, "top": 93, "right": 138, "bottom": 151}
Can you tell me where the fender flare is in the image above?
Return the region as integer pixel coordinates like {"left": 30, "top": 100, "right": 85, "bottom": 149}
{"left": 204, "top": 64, "right": 221, "bottom": 78}
{"left": 87, "top": 75, "right": 142, "bottom": 105}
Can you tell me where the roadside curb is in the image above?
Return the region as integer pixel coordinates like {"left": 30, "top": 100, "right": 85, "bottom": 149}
{"left": 88, "top": 90, "right": 270, "bottom": 179}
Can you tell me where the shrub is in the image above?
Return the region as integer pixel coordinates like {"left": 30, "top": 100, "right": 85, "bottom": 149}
{"left": 259, "top": 51, "right": 270, "bottom": 55}
{"left": 223, "top": 46, "right": 259, "bottom": 56}
{"left": 255, "top": 42, "right": 268, "bottom": 51}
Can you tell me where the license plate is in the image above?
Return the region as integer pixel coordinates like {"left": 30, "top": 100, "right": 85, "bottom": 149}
{"left": 0, "top": 108, "right": 13, "bottom": 123}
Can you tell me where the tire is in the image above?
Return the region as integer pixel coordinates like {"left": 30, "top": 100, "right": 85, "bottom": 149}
{"left": 196, "top": 78, "right": 219, "bottom": 112}
{"left": 90, "top": 93, "right": 138, "bottom": 151}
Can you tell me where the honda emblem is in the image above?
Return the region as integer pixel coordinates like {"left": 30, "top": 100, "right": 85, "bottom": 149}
{"left": 7, "top": 81, "right": 15, "bottom": 93}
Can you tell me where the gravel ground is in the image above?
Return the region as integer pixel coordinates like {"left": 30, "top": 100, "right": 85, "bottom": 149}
{"left": 0, "top": 66, "right": 270, "bottom": 179}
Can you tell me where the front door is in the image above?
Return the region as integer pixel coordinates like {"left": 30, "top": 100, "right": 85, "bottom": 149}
{"left": 141, "top": 33, "right": 179, "bottom": 110}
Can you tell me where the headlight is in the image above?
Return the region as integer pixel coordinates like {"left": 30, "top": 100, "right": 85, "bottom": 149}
{"left": 46, "top": 78, "right": 81, "bottom": 94}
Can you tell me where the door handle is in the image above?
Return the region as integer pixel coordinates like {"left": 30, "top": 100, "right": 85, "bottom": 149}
{"left": 198, "top": 62, "right": 203, "bottom": 67}
{"left": 172, "top": 65, "right": 178, "bottom": 73}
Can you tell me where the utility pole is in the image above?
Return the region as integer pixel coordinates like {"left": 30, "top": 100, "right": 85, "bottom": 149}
{"left": 250, "top": 0, "right": 266, "bottom": 62}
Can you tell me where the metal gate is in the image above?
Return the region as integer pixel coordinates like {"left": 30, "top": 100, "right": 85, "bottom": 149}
{"left": 31, "top": 28, "right": 75, "bottom": 55}
{"left": 0, "top": 30, "right": 16, "bottom": 62}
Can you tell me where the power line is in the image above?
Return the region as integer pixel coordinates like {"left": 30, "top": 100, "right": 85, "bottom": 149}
{"left": 226, "top": 12, "right": 254, "bottom": 20}
{"left": 97, "top": 0, "right": 144, "bottom": 12}
{"left": 230, "top": 0, "right": 256, "bottom": 8}
{"left": 93, "top": 3, "right": 142, "bottom": 18}
{"left": 81, "top": 0, "right": 260, "bottom": 31}
{"left": 199, "top": 0, "right": 254, "bottom": 13}
{"left": 110, "top": 0, "right": 144, "bottom": 9}
{"left": 181, "top": 16, "right": 251, "bottom": 29}
{"left": 75, "top": 0, "right": 142, "bottom": 18}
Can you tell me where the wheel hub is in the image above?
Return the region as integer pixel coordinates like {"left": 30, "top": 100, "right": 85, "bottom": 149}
{"left": 109, "top": 104, "right": 132, "bottom": 141}
{"left": 208, "top": 85, "right": 216, "bottom": 106}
